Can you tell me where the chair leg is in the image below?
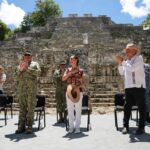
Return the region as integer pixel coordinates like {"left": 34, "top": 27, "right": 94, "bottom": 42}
{"left": 87, "top": 110, "right": 90, "bottom": 131}
{"left": 65, "top": 110, "right": 69, "bottom": 131}
{"left": 4, "top": 108, "right": 7, "bottom": 125}
{"left": 66, "top": 118, "right": 69, "bottom": 131}
{"left": 64, "top": 110, "right": 67, "bottom": 122}
{"left": 35, "top": 111, "right": 39, "bottom": 121}
{"left": 136, "top": 109, "right": 139, "bottom": 126}
{"left": 131, "top": 111, "right": 133, "bottom": 120}
{"left": 114, "top": 109, "right": 118, "bottom": 130}
{"left": 56, "top": 108, "right": 58, "bottom": 122}
{"left": 11, "top": 105, "right": 13, "bottom": 118}
{"left": 38, "top": 110, "right": 42, "bottom": 130}
{"left": 43, "top": 108, "right": 46, "bottom": 127}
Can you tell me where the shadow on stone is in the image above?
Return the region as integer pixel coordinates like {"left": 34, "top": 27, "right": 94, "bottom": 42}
{"left": 5, "top": 132, "right": 37, "bottom": 142}
{"left": 52, "top": 122, "right": 66, "bottom": 128}
{"left": 62, "top": 127, "right": 89, "bottom": 140}
{"left": 129, "top": 132, "right": 150, "bottom": 143}
{"left": 4, "top": 127, "right": 42, "bottom": 142}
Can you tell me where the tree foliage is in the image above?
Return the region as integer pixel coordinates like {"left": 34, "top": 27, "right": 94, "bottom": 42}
{"left": 20, "top": 14, "right": 32, "bottom": 33}
{"left": 20, "top": 0, "right": 62, "bottom": 32}
{"left": 142, "top": 14, "right": 150, "bottom": 26}
{"left": 0, "top": 20, "right": 10, "bottom": 41}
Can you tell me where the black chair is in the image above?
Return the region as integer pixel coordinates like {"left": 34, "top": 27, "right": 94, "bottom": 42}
{"left": 35, "top": 95, "right": 46, "bottom": 130}
{"left": 65, "top": 94, "right": 91, "bottom": 131}
{"left": 0, "top": 94, "right": 8, "bottom": 125}
{"left": 6, "top": 96, "right": 13, "bottom": 118}
{"left": 114, "top": 93, "right": 138, "bottom": 131}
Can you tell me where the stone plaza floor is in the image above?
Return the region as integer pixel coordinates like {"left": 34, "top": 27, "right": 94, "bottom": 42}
{"left": 0, "top": 112, "right": 150, "bottom": 150}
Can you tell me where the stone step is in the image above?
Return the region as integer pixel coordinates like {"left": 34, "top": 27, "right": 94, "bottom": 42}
{"left": 90, "top": 98, "right": 114, "bottom": 103}
{"left": 90, "top": 94, "right": 115, "bottom": 98}
{"left": 46, "top": 102, "right": 56, "bottom": 108}
{"left": 90, "top": 91, "right": 118, "bottom": 95}
{"left": 89, "top": 88, "right": 119, "bottom": 92}
{"left": 13, "top": 101, "right": 114, "bottom": 108}
{"left": 91, "top": 102, "right": 114, "bottom": 107}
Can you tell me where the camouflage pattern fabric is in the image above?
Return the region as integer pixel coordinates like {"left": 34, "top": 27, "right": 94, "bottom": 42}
{"left": 16, "top": 61, "right": 41, "bottom": 128}
{"left": 53, "top": 68, "right": 67, "bottom": 113}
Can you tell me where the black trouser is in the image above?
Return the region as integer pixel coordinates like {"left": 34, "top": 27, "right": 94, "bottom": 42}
{"left": 123, "top": 87, "right": 146, "bottom": 129}
{"left": 0, "top": 90, "right": 3, "bottom": 94}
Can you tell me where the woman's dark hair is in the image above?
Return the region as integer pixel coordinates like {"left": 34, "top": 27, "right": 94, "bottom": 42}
{"left": 70, "top": 55, "right": 79, "bottom": 65}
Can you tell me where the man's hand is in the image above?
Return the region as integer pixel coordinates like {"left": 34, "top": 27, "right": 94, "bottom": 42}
{"left": 19, "top": 62, "right": 28, "bottom": 72}
{"left": 115, "top": 55, "right": 124, "bottom": 65}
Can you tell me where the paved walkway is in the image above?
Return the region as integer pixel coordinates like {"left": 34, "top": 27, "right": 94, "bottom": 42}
{"left": 0, "top": 113, "right": 150, "bottom": 150}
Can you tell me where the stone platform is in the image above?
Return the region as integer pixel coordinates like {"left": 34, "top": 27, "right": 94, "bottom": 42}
{"left": 1, "top": 112, "right": 150, "bottom": 150}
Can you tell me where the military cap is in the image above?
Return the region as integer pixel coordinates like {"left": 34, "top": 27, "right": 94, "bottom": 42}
{"left": 24, "top": 51, "right": 32, "bottom": 56}
{"left": 59, "top": 60, "right": 66, "bottom": 65}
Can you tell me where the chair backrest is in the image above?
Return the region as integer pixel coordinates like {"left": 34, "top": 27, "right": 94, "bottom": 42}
{"left": 0, "top": 94, "right": 7, "bottom": 107}
{"left": 82, "top": 94, "right": 89, "bottom": 107}
{"left": 114, "top": 93, "right": 125, "bottom": 106}
{"left": 36, "top": 95, "right": 46, "bottom": 107}
{"left": 7, "top": 96, "right": 13, "bottom": 104}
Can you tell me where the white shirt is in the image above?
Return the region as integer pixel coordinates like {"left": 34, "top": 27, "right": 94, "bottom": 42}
{"left": 118, "top": 54, "right": 146, "bottom": 89}
{"left": 0, "top": 73, "right": 6, "bottom": 91}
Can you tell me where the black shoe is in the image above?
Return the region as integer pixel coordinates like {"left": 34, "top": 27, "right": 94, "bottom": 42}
{"left": 26, "top": 127, "right": 33, "bottom": 134}
{"left": 57, "top": 118, "right": 64, "bottom": 123}
{"left": 146, "top": 119, "right": 150, "bottom": 123}
{"left": 146, "top": 112, "right": 150, "bottom": 123}
{"left": 146, "top": 117, "right": 150, "bottom": 123}
{"left": 135, "top": 128, "right": 145, "bottom": 135}
{"left": 15, "top": 128, "right": 25, "bottom": 134}
{"left": 122, "top": 127, "right": 129, "bottom": 134}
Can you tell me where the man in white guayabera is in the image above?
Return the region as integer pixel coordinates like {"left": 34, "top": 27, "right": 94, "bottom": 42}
{"left": 115, "top": 43, "right": 146, "bottom": 135}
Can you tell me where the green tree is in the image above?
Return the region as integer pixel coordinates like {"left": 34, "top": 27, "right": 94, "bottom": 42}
{"left": 13, "top": 27, "right": 22, "bottom": 34}
{"left": 0, "top": 20, "right": 10, "bottom": 41}
{"left": 20, "top": 0, "right": 62, "bottom": 32}
{"left": 142, "top": 14, "right": 150, "bottom": 27}
{"left": 20, "top": 14, "right": 32, "bottom": 33}
{"left": 32, "top": 0, "right": 62, "bottom": 26}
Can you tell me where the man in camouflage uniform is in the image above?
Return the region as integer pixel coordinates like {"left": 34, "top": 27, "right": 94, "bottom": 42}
{"left": 15, "top": 51, "right": 41, "bottom": 134}
{"left": 53, "top": 61, "right": 67, "bottom": 123}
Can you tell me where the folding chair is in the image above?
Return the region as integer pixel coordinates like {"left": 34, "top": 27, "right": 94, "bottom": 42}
{"left": 6, "top": 96, "right": 13, "bottom": 118}
{"left": 0, "top": 94, "right": 8, "bottom": 125}
{"left": 114, "top": 93, "right": 138, "bottom": 131}
{"left": 35, "top": 95, "right": 46, "bottom": 130}
{"left": 65, "top": 94, "right": 91, "bottom": 131}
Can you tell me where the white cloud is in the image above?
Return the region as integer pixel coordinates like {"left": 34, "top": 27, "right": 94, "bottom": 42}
{"left": 120, "top": 0, "right": 150, "bottom": 18}
{"left": 0, "top": 0, "right": 25, "bottom": 27}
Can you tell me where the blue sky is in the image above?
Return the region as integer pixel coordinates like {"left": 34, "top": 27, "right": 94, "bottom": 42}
{"left": 0, "top": 0, "right": 150, "bottom": 28}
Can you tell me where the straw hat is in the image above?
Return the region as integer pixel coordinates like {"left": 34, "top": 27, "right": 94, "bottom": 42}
{"left": 67, "top": 84, "right": 80, "bottom": 103}
{"left": 123, "top": 43, "right": 140, "bottom": 53}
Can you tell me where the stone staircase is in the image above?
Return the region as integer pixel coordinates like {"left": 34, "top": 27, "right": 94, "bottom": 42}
{"left": 89, "top": 82, "right": 119, "bottom": 108}
{"left": 11, "top": 81, "right": 120, "bottom": 109}
{"left": 43, "top": 81, "right": 120, "bottom": 108}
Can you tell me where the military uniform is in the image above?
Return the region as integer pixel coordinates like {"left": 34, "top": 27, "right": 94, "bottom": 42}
{"left": 53, "top": 65, "right": 67, "bottom": 122}
{"left": 16, "top": 56, "right": 41, "bottom": 133}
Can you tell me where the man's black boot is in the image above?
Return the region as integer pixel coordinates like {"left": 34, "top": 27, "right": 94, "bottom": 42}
{"left": 122, "top": 127, "right": 129, "bottom": 134}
